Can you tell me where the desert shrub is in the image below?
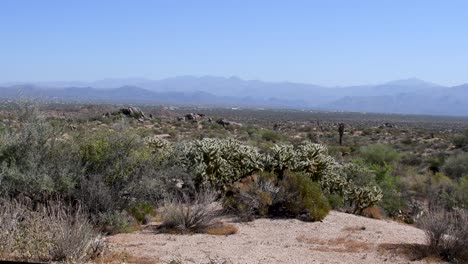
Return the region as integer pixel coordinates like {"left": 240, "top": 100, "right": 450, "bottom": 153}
{"left": 125, "top": 165, "right": 196, "bottom": 203}
{"left": 400, "top": 152, "right": 422, "bottom": 166}
{"left": 224, "top": 173, "right": 279, "bottom": 220}
{"left": 275, "top": 172, "right": 330, "bottom": 221}
{"left": 358, "top": 144, "right": 399, "bottom": 166}
{"left": 0, "top": 112, "right": 82, "bottom": 201}
{"left": 418, "top": 208, "right": 468, "bottom": 262}
{"left": 261, "top": 129, "right": 282, "bottom": 142}
{"left": 159, "top": 189, "right": 220, "bottom": 233}
{"left": 128, "top": 202, "right": 155, "bottom": 223}
{"left": 428, "top": 174, "right": 467, "bottom": 211}
{"left": 225, "top": 172, "right": 330, "bottom": 221}
{"left": 442, "top": 152, "right": 468, "bottom": 179}
{"left": 0, "top": 199, "right": 102, "bottom": 263}
{"left": 378, "top": 175, "right": 407, "bottom": 217}
{"left": 452, "top": 129, "right": 468, "bottom": 151}
{"left": 75, "top": 173, "right": 117, "bottom": 216}
{"left": 79, "top": 129, "right": 149, "bottom": 185}
{"left": 326, "top": 193, "right": 345, "bottom": 209}
{"left": 98, "top": 210, "right": 139, "bottom": 235}
{"left": 428, "top": 158, "right": 442, "bottom": 174}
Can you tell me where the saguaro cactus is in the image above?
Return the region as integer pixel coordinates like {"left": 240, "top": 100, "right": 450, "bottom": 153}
{"left": 338, "top": 123, "right": 345, "bottom": 145}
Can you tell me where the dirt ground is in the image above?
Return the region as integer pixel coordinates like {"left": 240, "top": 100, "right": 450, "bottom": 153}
{"left": 105, "top": 211, "right": 444, "bottom": 264}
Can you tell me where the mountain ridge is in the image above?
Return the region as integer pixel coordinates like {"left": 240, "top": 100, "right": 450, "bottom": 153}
{"left": 2, "top": 76, "right": 468, "bottom": 116}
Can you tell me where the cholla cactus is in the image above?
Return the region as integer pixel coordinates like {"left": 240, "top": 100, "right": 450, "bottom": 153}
{"left": 265, "top": 142, "right": 335, "bottom": 181}
{"left": 264, "top": 144, "right": 296, "bottom": 178}
{"left": 327, "top": 163, "right": 383, "bottom": 214}
{"left": 178, "top": 138, "right": 263, "bottom": 190}
{"left": 348, "top": 185, "right": 383, "bottom": 214}
{"left": 145, "top": 137, "right": 173, "bottom": 160}
{"left": 294, "top": 143, "right": 336, "bottom": 181}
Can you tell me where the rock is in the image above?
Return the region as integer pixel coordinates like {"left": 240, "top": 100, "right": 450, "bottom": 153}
{"left": 384, "top": 122, "right": 393, "bottom": 128}
{"left": 185, "top": 113, "right": 205, "bottom": 121}
{"left": 110, "top": 107, "right": 146, "bottom": 119}
{"left": 216, "top": 118, "right": 231, "bottom": 127}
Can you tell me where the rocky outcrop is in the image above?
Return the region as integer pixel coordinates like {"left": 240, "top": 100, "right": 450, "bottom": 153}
{"left": 105, "top": 107, "right": 149, "bottom": 121}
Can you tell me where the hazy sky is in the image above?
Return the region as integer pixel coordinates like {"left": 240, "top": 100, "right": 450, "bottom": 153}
{"left": 1, "top": 0, "right": 468, "bottom": 86}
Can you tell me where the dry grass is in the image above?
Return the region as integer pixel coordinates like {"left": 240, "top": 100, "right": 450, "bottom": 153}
{"left": 362, "top": 206, "right": 382, "bottom": 220}
{"left": 0, "top": 199, "right": 103, "bottom": 263}
{"left": 158, "top": 190, "right": 220, "bottom": 234}
{"left": 93, "top": 251, "right": 159, "bottom": 264}
{"left": 418, "top": 208, "right": 468, "bottom": 262}
{"left": 206, "top": 223, "right": 238, "bottom": 236}
{"left": 297, "top": 235, "right": 371, "bottom": 253}
{"left": 377, "top": 243, "right": 435, "bottom": 262}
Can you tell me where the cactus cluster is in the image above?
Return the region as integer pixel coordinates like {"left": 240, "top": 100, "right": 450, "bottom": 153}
{"left": 264, "top": 142, "right": 335, "bottom": 181}
{"left": 145, "top": 137, "right": 173, "bottom": 160}
{"left": 323, "top": 163, "right": 383, "bottom": 214}
{"left": 177, "top": 138, "right": 264, "bottom": 190}
{"left": 144, "top": 138, "right": 383, "bottom": 213}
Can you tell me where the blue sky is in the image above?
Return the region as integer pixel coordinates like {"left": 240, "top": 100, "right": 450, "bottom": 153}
{"left": 1, "top": 0, "right": 468, "bottom": 86}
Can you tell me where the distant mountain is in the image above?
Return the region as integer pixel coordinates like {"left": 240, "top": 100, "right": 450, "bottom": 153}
{"left": 0, "top": 85, "right": 307, "bottom": 108}
{"left": 2, "top": 76, "right": 468, "bottom": 116}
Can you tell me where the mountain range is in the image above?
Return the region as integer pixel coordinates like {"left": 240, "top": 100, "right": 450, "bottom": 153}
{"left": 2, "top": 76, "right": 468, "bottom": 116}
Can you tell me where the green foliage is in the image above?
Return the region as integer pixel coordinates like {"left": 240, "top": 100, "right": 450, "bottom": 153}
{"left": 429, "top": 173, "right": 468, "bottom": 210}
{"left": 277, "top": 172, "right": 330, "bottom": 221}
{"left": 359, "top": 144, "right": 399, "bottom": 166}
{"left": 261, "top": 129, "right": 282, "bottom": 142}
{"left": 225, "top": 172, "right": 330, "bottom": 221}
{"left": 128, "top": 202, "right": 155, "bottom": 223}
{"left": 452, "top": 129, "right": 468, "bottom": 151}
{"left": 326, "top": 193, "right": 345, "bottom": 209}
{"left": 442, "top": 152, "right": 468, "bottom": 179}
{"left": 377, "top": 175, "right": 406, "bottom": 217}
{"left": 0, "top": 115, "right": 82, "bottom": 199}
{"left": 79, "top": 130, "right": 149, "bottom": 185}
{"left": 98, "top": 210, "right": 138, "bottom": 235}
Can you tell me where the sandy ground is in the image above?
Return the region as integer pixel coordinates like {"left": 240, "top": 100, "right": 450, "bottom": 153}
{"left": 106, "top": 211, "right": 444, "bottom": 264}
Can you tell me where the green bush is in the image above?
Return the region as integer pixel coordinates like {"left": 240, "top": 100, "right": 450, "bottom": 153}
{"left": 378, "top": 175, "right": 407, "bottom": 217}
{"left": 359, "top": 144, "right": 399, "bottom": 166}
{"left": 224, "top": 173, "right": 279, "bottom": 220}
{"left": 442, "top": 152, "right": 468, "bottom": 179}
{"left": 0, "top": 116, "right": 82, "bottom": 200}
{"left": 277, "top": 172, "right": 330, "bottom": 221}
{"left": 225, "top": 172, "right": 330, "bottom": 221}
{"left": 452, "top": 129, "right": 468, "bottom": 151}
{"left": 98, "top": 210, "right": 138, "bottom": 235}
{"left": 261, "top": 130, "right": 282, "bottom": 142}
{"left": 128, "top": 202, "right": 155, "bottom": 223}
